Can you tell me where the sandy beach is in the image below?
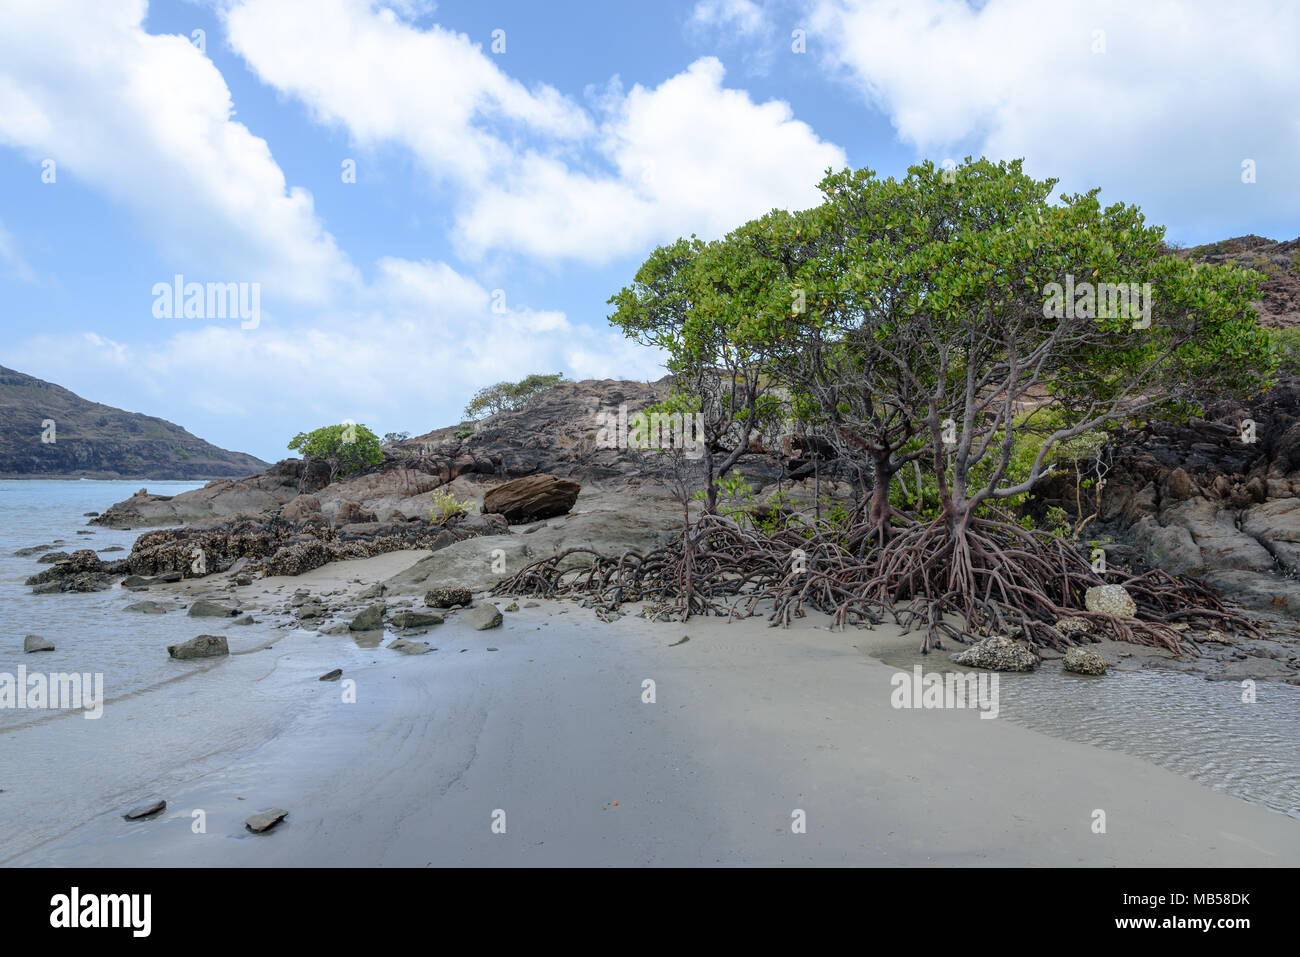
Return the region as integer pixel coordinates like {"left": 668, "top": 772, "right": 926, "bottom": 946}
{"left": 4, "top": 549, "right": 1296, "bottom": 867}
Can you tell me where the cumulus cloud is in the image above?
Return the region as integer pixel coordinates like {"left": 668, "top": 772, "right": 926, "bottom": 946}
{"left": 459, "top": 58, "right": 845, "bottom": 261}
{"left": 224, "top": 0, "right": 845, "bottom": 263}
{"left": 2, "top": 259, "right": 664, "bottom": 460}
{"left": 808, "top": 0, "right": 1300, "bottom": 237}
{"left": 224, "top": 0, "right": 592, "bottom": 190}
{"left": 0, "top": 0, "right": 356, "bottom": 302}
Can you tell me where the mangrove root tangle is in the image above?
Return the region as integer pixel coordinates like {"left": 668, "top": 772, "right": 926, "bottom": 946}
{"left": 491, "top": 508, "right": 1259, "bottom": 656}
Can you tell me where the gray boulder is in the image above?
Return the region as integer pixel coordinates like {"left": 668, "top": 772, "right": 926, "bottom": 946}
{"left": 349, "top": 602, "right": 387, "bottom": 631}
{"left": 188, "top": 599, "right": 238, "bottom": 618}
{"left": 464, "top": 603, "right": 503, "bottom": 631}
{"left": 390, "top": 610, "right": 444, "bottom": 630}
{"left": 950, "top": 636, "right": 1037, "bottom": 672}
{"left": 482, "top": 473, "right": 581, "bottom": 524}
{"left": 24, "top": 634, "right": 55, "bottom": 653}
{"left": 1063, "top": 647, "right": 1108, "bottom": 675}
{"left": 167, "top": 635, "right": 229, "bottom": 659}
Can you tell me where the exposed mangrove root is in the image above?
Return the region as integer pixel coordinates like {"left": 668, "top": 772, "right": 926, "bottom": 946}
{"left": 491, "top": 506, "right": 1260, "bottom": 657}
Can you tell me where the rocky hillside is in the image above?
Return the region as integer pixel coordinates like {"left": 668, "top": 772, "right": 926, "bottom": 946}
{"left": 0, "top": 365, "right": 268, "bottom": 479}
{"left": 1180, "top": 235, "right": 1300, "bottom": 327}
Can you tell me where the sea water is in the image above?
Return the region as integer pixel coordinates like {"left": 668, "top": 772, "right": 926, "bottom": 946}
{"left": 880, "top": 647, "right": 1300, "bottom": 819}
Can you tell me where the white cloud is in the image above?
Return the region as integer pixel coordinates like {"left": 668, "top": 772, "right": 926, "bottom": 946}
{"left": 224, "top": 0, "right": 845, "bottom": 263}
{"left": 461, "top": 58, "right": 846, "bottom": 261}
{"left": 808, "top": 0, "right": 1300, "bottom": 235}
{"left": 2, "top": 259, "right": 664, "bottom": 460}
{"left": 691, "top": 0, "right": 771, "bottom": 36}
{"left": 224, "top": 0, "right": 592, "bottom": 191}
{"left": 0, "top": 0, "right": 356, "bottom": 302}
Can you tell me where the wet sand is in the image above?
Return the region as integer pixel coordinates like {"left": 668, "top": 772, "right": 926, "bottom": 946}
{"left": 4, "top": 551, "right": 1297, "bottom": 866}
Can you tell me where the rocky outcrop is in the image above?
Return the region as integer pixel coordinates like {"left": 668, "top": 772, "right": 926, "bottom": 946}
{"left": 120, "top": 512, "right": 473, "bottom": 582}
{"left": 482, "top": 474, "right": 581, "bottom": 523}
{"left": 24, "top": 549, "right": 125, "bottom": 593}
{"left": 90, "top": 377, "right": 793, "bottom": 532}
{"left": 1033, "top": 375, "right": 1300, "bottom": 617}
{"left": 92, "top": 458, "right": 328, "bottom": 528}
{"left": 390, "top": 610, "right": 443, "bottom": 629}
{"left": 188, "top": 600, "right": 238, "bottom": 618}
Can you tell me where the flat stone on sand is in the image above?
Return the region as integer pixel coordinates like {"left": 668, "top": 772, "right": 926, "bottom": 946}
{"left": 245, "top": 808, "right": 288, "bottom": 833}
{"left": 122, "top": 799, "right": 166, "bottom": 820}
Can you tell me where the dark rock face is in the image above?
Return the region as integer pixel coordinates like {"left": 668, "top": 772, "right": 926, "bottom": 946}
{"left": 0, "top": 364, "right": 268, "bottom": 479}
{"left": 1033, "top": 375, "right": 1300, "bottom": 616}
{"left": 482, "top": 474, "right": 581, "bottom": 524}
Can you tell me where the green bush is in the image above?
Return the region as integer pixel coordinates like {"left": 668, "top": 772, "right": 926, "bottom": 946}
{"left": 1267, "top": 327, "right": 1300, "bottom": 374}
{"left": 288, "top": 423, "right": 384, "bottom": 484}
{"left": 464, "top": 373, "right": 568, "bottom": 420}
{"left": 429, "top": 488, "right": 472, "bottom": 524}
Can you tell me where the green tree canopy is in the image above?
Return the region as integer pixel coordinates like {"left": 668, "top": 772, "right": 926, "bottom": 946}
{"left": 464, "top": 373, "right": 568, "bottom": 420}
{"left": 288, "top": 422, "right": 384, "bottom": 484}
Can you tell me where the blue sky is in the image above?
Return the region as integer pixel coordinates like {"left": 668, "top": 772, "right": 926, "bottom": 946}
{"left": 1, "top": 0, "right": 1298, "bottom": 463}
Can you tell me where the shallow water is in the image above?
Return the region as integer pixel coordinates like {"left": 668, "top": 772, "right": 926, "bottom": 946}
{"left": 0, "top": 479, "right": 207, "bottom": 729}
{"left": 879, "top": 646, "right": 1300, "bottom": 819}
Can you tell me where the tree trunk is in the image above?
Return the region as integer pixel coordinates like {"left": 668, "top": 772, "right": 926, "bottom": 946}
{"left": 869, "top": 451, "right": 894, "bottom": 532}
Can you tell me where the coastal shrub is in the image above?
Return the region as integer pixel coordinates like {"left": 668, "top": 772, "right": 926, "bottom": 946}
{"left": 1267, "top": 327, "right": 1300, "bottom": 375}
{"left": 694, "top": 470, "right": 755, "bottom": 522}
{"left": 464, "top": 373, "right": 568, "bottom": 420}
{"left": 428, "top": 488, "right": 471, "bottom": 524}
{"left": 288, "top": 423, "right": 384, "bottom": 485}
